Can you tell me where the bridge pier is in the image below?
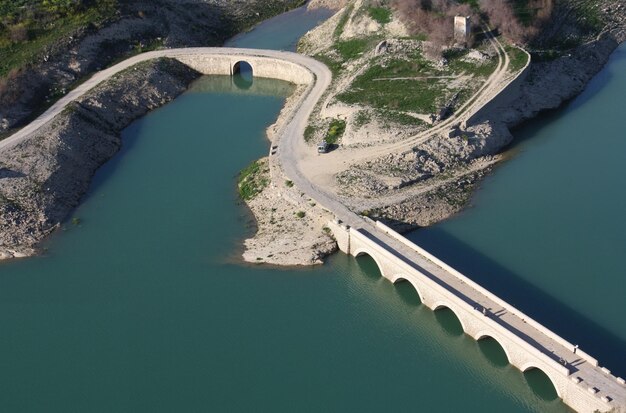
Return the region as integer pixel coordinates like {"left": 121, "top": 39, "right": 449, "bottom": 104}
{"left": 327, "top": 219, "right": 626, "bottom": 413}
{"left": 328, "top": 218, "right": 351, "bottom": 254}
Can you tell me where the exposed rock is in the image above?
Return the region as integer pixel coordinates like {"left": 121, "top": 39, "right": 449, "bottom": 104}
{"left": 0, "top": 58, "right": 201, "bottom": 259}
{"left": 0, "top": 0, "right": 303, "bottom": 134}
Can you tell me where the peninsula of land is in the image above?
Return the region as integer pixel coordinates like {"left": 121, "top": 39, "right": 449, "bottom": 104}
{"left": 0, "top": 0, "right": 625, "bottom": 265}
{"left": 239, "top": 0, "right": 626, "bottom": 265}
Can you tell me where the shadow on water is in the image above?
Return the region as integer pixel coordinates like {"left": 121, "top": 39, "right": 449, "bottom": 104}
{"left": 434, "top": 307, "right": 464, "bottom": 337}
{"left": 506, "top": 45, "right": 625, "bottom": 151}
{"left": 393, "top": 280, "right": 422, "bottom": 307}
{"left": 477, "top": 337, "right": 509, "bottom": 368}
{"left": 523, "top": 368, "right": 560, "bottom": 401}
{"left": 79, "top": 120, "right": 148, "bottom": 207}
{"left": 410, "top": 227, "right": 626, "bottom": 377}
{"left": 355, "top": 254, "right": 384, "bottom": 281}
{"left": 232, "top": 71, "right": 253, "bottom": 90}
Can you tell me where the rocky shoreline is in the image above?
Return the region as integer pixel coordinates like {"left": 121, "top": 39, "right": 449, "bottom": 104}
{"left": 0, "top": 0, "right": 304, "bottom": 135}
{"left": 367, "top": 32, "right": 626, "bottom": 230}
{"left": 0, "top": 58, "right": 201, "bottom": 259}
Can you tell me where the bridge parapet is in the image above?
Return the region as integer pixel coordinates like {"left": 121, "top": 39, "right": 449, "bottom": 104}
{"left": 328, "top": 219, "right": 626, "bottom": 413}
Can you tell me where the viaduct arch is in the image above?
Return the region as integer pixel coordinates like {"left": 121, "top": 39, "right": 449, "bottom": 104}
{"left": 232, "top": 60, "right": 253, "bottom": 77}
{"left": 329, "top": 218, "right": 626, "bottom": 412}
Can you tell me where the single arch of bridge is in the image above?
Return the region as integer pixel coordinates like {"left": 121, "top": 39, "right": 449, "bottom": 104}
{"left": 521, "top": 363, "right": 563, "bottom": 398}
{"left": 232, "top": 60, "right": 253, "bottom": 77}
{"left": 392, "top": 277, "right": 426, "bottom": 304}
{"left": 433, "top": 302, "right": 468, "bottom": 333}
{"left": 354, "top": 249, "right": 387, "bottom": 279}
{"left": 475, "top": 332, "right": 512, "bottom": 365}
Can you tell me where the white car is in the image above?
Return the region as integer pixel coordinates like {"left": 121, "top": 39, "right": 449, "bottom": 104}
{"left": 317, "top": 141, "right": 329, "bottom": 153}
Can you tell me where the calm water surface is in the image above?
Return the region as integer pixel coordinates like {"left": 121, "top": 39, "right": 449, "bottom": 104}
{"left": 3, "top": 6, "right": 620, "bottom": 412}
{"left": 409, "top": 43, "right": 626, "bottom": 378}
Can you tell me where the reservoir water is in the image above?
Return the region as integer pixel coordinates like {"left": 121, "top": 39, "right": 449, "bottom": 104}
{"left": 0, "top": 6, "right": 622, "bottom": 412}
{"left": 408, "top": 43, "right": 626, "bottom": 379}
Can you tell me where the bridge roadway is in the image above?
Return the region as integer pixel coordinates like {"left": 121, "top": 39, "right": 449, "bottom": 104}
{"left": 2, "top": 46, "right": 624, "bottom": 412}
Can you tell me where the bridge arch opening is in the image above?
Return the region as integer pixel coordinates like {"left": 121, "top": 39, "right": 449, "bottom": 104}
{"left": 232, "top": 61, "right": 253, "bottom": 89}
{"left": 476, "top": 334, "right": 510, "bottom": 368}
{"left": 433, "top": 304, "right": 465, "bottom": 337}
{"left": 522, "top": 365, "right": 561, "bottom": 400}
{"left": 354, "top": 249, "right": 386, "bottom": 280}
{"left": 393, "top": 278, "right": 424, "bottom": 306}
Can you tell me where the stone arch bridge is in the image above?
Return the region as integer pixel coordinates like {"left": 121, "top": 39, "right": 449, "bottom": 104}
{"left": 328, "top": 219, "right": 626, "bottom": 413}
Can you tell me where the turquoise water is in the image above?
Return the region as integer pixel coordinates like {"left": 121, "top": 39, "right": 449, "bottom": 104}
{"left": 409, "top": 43, "right": 626, "bottom": 378}
{"left": 4, "top": 6, "right": 622, "bottom": 412}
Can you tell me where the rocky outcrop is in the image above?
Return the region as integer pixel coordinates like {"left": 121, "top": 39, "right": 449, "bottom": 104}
{"left": 0, "top": 58, "right": 201, "bottom": 259}
{"left": 502, "top": 33, "right": 624, "bottom": 127}
{"left": 0, "top": 0, "right": 303, "bottom": 135}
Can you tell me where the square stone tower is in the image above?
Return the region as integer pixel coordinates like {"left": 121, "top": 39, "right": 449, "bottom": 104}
{"left": 454, "top": 15, "right": 471, "bottom": 43}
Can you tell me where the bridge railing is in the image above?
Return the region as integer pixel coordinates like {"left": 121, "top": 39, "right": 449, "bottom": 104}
{"left": 350, "top": 226, "right": 572, "bottom": 379}
{"left": 374, "top": 220, "right": 601, "bottom": 368}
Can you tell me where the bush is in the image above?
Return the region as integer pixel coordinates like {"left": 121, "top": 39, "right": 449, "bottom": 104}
{"left": 295, "top": 211, "right": 306, "bottom": 218}
{"left": 325, "top": 119, "right": 346, "bottom": 144}
{"left": 368, "top": 7, "right": 392, "bottom": 24}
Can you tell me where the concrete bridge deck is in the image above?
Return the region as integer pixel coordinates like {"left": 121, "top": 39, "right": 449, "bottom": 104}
{"left": 328, "top": 218, "right": 626, "bottom": 413}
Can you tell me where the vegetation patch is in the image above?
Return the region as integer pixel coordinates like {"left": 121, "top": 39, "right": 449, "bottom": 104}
{"left": 334, "top": 4, "right": 355, "bottom": 38}
{"left": 0, "top": 0, "right": 117, "bottom": 77}
{"left": 304, "top": 124, "right": 319, "bottom": 142}
{"left": 368, "top": 6, "right": 392, "bottom": 25}
{"left": 238, "top": 159, "right": 269, "bottom": 201}
{"left": 445, "top": 49, "right": 498, "bottom": 77}
{"left": 335, "top": 38, "right": 371, "bottom": 60}
{"left": 313, "top": 53, "right": 342, "bottom": 76}
{"left": 337, "top": 61, "right": 446, "bottom": 113}
{"left": 505, "top": 45, "right": 529, "bottom": 72}
{"left": 378, "top": 109, "right": 425, "bottom": 127}
{"left": 325, "top": 119, "right": 346, "bottom": 144}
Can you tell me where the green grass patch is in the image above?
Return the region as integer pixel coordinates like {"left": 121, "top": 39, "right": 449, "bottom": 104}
{"left": 378, "top": 110, "right": 426, "bottom": 127}
{"left": 354, "top": 110, "right": 371, "bottom": 128}
{"left": 0, "top": 0, "right": 117, "bottom": 77}
{"left": 314, "top": 53, "right": 342, "bottom": 76}
{"left": 572, "top": 0, "right": 603, "bottom": 33}
{"left": 325, "top": 119, "right": 346, "bottom": 144}
{"left": 457, "top": 0, "right": 479, "bottom": 10}
{"left": 512, "top": 0, "right": 535, "bottom": 27}
{"left": 446, "top": 51, "right": 499, "bottom": 77}
{"left": 237, "top": 160, "right": 269, "bottom": 201}
{"left": 336, "top": 57, "right": 445, "bottom": 113}
{"left": 334, "top": 4, "right": 354, "bottom": 38}
{"left": 506, "top": 45, "right": 529, "bottom": 72}
{"left": 368, "top": 7, "right": 392, "bottom": 24}
{"left": 335, "top": 38, "right": 371, "bottom": 61}
{"left": 304, "top": 124, "right": 319, "bottom": 142}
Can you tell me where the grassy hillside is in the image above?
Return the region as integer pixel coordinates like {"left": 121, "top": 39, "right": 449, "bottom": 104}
{"left": 0, "top": 0, "right": 117, "bottom": 77}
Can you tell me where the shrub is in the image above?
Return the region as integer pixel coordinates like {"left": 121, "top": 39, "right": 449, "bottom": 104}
{"left": 368, "top": 7, "right": 392, "bottom": 24}
{"left": 325, "top": 119, "right": 346, "bottom": 144}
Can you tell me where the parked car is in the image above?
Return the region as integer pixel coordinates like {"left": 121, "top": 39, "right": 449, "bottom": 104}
{"left": 317, "top": 141, "right": 329, "bottom": 153}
